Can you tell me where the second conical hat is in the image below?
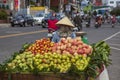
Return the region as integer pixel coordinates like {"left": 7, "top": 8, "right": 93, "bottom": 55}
{"left": 56, "top": 17, "right": 75, "bottom": 27}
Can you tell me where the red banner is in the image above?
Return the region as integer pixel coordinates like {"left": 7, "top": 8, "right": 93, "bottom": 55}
{"left": 94, "top": 0, "right": 102, "bottom": 6}
{"left": 3, "top": 0, "right": 6, "bottom": 3}
{"left": 14, "top": 0, "right": 18, "bottom": 10}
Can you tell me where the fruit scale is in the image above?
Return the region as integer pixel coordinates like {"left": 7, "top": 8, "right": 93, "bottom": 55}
{"left": 75, "top": 31, "right": 89, "bottom": 44}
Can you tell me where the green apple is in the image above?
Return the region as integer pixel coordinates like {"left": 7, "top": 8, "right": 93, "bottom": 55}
{"left": 15, "top": 55, "right": 21, "bottom": 60}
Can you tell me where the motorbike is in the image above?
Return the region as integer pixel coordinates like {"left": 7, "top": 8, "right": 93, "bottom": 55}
{"left": 111, "top": 21, "right": 115, "bottom": 28}
{"left": 112, "top": 23, "right": 115, "bottom": 28}
{"left": 95, "top": 21, "right": 101, "bottom": 28}
{"left": 86, "top": 21, "right": 90, "bottom": 28}
{"left": 47, "top": 28, "right": 55, "bottom": 40}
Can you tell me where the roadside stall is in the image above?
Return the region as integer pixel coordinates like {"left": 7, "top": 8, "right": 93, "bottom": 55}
{"left": 0, "top": 35, "right": 111, "bottom": 80}
{"left": 0, "top": 17, "right": 111, "bottom": 80}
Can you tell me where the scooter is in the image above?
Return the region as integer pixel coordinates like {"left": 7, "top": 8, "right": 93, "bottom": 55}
{"left": 95, "top": 22, "right": 101, "bottom": 28}
{"left": 95, "top": 21, "right": 101, "bottom": 28}
{"left": 86, "top": 21, "right": 90, "bottom": 28}
{"left": 47, "top": 28, "right": 55, "bottom": 40}
{"left": 112, "top": 22, "right": 115, "bottom": 28}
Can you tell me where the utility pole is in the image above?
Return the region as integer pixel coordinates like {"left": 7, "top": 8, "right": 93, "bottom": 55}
{"left": 59, "top": 0, "right": 64, "bottom": 13}
{"left": 26, "top": 0, "right": 30, "bottom": 15}
{"left": 8, "top": 0, "right": 14, "bottom": 11}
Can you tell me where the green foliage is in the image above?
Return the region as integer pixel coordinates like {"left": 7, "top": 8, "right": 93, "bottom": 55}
{"left": 110, "top": 7, "right": 120, "bottom": 16}
{"left": 50, "top": 6, "right": 59, "bottom": 12}
{"left": 30, "top": 0, "right": 36, "bottom": 5}
{"left": 86, "top": 41, "right": 112, "bottom": 78}
{"left": 19, "top": 43, "right": 32, "bottom": 53}
{"left": 0, "top": 9, "right": 8, "bottom": 20}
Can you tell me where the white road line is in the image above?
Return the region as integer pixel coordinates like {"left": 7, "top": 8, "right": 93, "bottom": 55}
{"left": 109, "top": 43, "right": 120, "bottom": 46}
{"left": 103, "top": 31, "right": 120, "bottom": 41}
{"left": 0, "top": 30, "right": 47, "bottom": 39}
{"left": 110, "top": 47, "right": 120, "bottom": 50}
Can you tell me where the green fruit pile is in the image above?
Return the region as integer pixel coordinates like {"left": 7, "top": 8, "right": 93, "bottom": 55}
{"left": 6, "top": 52, "right": 34, "bottom": 72}
{"left": 5, "top": 51, "right": 90, "bottom": 73}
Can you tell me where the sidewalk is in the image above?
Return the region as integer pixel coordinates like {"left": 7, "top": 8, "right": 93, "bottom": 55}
{"left": 0, "top": 23, "right": 10, "bottom": 27}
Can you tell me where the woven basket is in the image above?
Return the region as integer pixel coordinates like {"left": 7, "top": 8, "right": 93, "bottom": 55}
{"left": 0, "top": 72, "right": 85, "bottom": 80}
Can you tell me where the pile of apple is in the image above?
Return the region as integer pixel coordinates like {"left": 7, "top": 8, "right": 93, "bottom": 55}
{"left": 26, "top": 38, "right": 54, "bottom": 54}
{"left": 6, "top": 52, "right": 90, "bottom": 73}
{"left": 5, "top": 37, "right": 92, "bottom": 73}
{"left": 33, "top": 52, "right": 90, "bottom": 72}
{"left": 51, "top": 37, "right": 92, "bottom": 56}
{"left": 6, "top": 51, "right": 34, "bottom": 72}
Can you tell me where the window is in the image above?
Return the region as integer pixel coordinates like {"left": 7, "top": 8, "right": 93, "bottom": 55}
{"left": 110, "top": 1, "right": 114, "bottom": 4}
{"left": 116, "top": 1, "right": 120, "bottom": 6}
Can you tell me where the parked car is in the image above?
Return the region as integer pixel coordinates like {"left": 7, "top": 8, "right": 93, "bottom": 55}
{"left": 41, "top": 13, "right": 52, "bottom": 28}
{"left": 56, "top": 12, "right": 65, "bottom": 19}
{"left": 33, "top": 11, "right": 46, "bottom": 25}
{"left": 10, "top": 15, "right": 25, "bottom": 27}
{"left": 24, "top": 15, "right": 36, "bottom": 26}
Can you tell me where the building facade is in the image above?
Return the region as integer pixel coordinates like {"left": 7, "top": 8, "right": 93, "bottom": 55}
{"left": 107, "top": 0, "right": 120, "bottom": 7}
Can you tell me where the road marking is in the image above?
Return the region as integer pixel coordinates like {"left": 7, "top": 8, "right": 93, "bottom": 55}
{"left": 110, "top": 47, "right": 120, "bottom": 51}
{"left": 109, "top": 43, "right": 120, "bottom": 46}
{"left": 103, "top": 31, "right": 120, "bottom": 41}
{"left": 0, "top": 30, "right": 47, "bottom": 39}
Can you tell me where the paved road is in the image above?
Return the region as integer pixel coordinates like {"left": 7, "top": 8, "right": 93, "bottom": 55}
{"left": 0, "top": 23, "right": 120, "bottom": 80}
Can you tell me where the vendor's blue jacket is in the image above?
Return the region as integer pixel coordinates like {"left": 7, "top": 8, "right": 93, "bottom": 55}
{"left": 52, "top": 31, "right": 76, "bottom": 43}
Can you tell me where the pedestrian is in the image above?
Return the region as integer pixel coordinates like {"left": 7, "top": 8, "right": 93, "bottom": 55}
{"left": 73, "top": 12, "right": 83, "bottom": 31}
{"left": 51, "top": 17, "right": 76, "bottom": 43}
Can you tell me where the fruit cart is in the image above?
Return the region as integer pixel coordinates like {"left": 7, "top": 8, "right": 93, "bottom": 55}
{"left": 0, "top": 37, "right": 111, "bottom": 80}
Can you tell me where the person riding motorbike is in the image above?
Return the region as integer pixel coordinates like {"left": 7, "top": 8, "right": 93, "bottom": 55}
{"left": 111, "top": 15, "right": 116, "bottom": 28}
{"left": 95, "top": 15, "right": 102, "bottom": 28}
{"left": 85, "top": 14, "right": 91, "bottom": 28}
{"left": 47, "top": 12, "right": 59, "bottom": 40}
{"left": 73, "top": 12, "right": 83, "bottom": 31}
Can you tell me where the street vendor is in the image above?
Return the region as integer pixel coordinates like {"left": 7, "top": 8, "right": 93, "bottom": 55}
{"left": 51, "top": 17, "right": 76, "bottom": 43}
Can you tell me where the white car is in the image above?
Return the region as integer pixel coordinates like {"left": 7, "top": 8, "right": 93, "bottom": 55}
{"left": 33, "top": 12, "right": 46, "bottom": 25}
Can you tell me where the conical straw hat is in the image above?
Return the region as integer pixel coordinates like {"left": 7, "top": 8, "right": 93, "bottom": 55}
{"left": 56, "top": 17, "right": 75, "bottom": 27}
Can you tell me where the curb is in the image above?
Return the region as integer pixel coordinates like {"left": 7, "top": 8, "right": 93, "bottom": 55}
{"left": 0, "top": 23, "right": 10, "bottom": 28}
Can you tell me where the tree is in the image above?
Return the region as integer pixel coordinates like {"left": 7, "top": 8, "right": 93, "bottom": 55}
{"left": 110, "top": 7, "right": 120, "bottom": 16}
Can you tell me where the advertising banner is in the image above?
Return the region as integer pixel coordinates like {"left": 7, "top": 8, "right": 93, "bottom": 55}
{"left": 14, "top": 0, "right": 18, "bottom": 10}
{"left": 94, "top": 0, "right": 102, "bottom": 6}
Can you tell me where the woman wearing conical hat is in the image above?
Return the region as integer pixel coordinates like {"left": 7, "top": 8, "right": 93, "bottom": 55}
{"left": 51, "top": 16, "right": 76, "bottom": 43}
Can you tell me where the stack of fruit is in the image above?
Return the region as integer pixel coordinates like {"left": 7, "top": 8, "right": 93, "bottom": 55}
{"left": 6, "top": 52, "right": 90, "bottom": 73}
{"left": 51, "top": 37, "right": 92, "bottom": 56}
{"left": 26, "top": 38, "right": 54, "bottom": 54}
{"left": 6, "top": 52, "right": 34, "bottom": 72}
{"left": 2, "top": 37, "right": 93, "bottom": 73}
{"left": 0, "top": 37, "right": 111, "bottom": 80}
